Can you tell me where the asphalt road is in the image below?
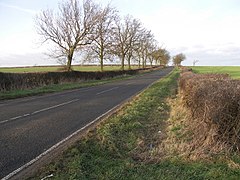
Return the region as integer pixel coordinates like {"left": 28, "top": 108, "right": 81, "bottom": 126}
{"left": 0, "top": 67, "right": 173, "bottom": 179}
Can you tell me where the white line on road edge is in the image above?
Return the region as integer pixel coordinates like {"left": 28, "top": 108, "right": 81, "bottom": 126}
{"left": 96, "top": 87, "right": 119, "bottom": 95}
{"left": 2, "top": 68, "right": 173, "bottom": 179}
{"left": 2, "top": 104, "right": 121, "bottom": 180}
{"left": 0, "top": 99, "right": 79, "bottom": 125}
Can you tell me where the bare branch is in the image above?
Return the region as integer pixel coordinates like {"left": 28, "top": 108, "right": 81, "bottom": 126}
{"left": 35, "top": 0, "right": 99, "bottom": 71}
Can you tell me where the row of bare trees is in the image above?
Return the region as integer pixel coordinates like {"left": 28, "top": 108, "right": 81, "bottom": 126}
{"left": 36, "top": 0, "right": 174, "bottom": 71}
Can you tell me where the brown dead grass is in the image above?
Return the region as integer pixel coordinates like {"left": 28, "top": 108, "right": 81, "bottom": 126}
{"left": 162, "top": 68, "right": 240, "bottom": 160}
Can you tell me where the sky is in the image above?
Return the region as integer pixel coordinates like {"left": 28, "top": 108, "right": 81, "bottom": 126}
{"left": 0, "top": 0, "right": 240, "bottom": 67}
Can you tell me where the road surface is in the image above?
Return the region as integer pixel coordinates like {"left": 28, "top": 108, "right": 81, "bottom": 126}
{"left": 0, "top": 67, "right": 173, "bottom": 179}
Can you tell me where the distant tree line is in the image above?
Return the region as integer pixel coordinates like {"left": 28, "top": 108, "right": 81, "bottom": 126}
{"left": 36, "top": 0, "right": 184, "bottom": 71}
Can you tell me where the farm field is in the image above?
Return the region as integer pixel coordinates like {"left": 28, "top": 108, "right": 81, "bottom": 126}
{"left": 191, "top": 66, "right": 240, "bottom": 79}
{"left": 0, "top": 65, "right": 140, "bottom": 73}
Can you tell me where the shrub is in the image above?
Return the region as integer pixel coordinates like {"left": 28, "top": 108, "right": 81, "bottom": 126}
{"left": 0, "top": 67, "right": 160, "bottom": 92}
{"left": 179, "top": 72, "right": 240, "bottom": 153}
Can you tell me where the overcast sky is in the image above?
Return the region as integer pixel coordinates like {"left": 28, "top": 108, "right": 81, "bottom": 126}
{"left": 0, "top": 0, "right": 240, "bottom": 67}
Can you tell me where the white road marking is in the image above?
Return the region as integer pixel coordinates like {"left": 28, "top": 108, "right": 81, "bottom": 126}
{"left": 96, "top": 87, "right": 119, "bottom": 95}
{"left": 41, "top": 174, "right": 54, "bottom": 180}
{"left": 126, "top": 82, "right": 133, "bottom": 85}
{"left": 10, "top": 116, "right": 22, "bottom": 120}
{"left": 0, "top": 99, "right": 79, "bottom": 124}
{"left": 32, "top": 99, "right": 79, "bottom": 115}
{"left": 2, "top": 104, "right": 121, "bottom": 180}
{"left": 1, "top": 68, "right": 172, "bottom": 179}
{"left": 23, "top": 114, "right": 30, "bottom": 117}
{"left": 0, "top": 119, "right": 11, "bottom": 124}
{"left": 0, "top": 86, "right": 93, "bottom": 107}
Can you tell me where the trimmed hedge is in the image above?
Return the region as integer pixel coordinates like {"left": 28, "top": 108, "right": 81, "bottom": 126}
{"left": 0, "top": 67, "right": 159, "bottom": 92}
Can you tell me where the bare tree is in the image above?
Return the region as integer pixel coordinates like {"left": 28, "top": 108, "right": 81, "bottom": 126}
{"left": 147, "top": 40, "right": 158, "bottom": 67}
{"left": 152, "top": 48, "right": 171, "bottom": 66}
{"left": 193, "top": 59, "right": 199, "bottom": 66}
{"left": 125, "top": 17, "right": 142, "bottom": 69}
{"left": 86, "top": 4, "right": 117, "bottom": 71}
{"left": 111, "top": 16, "right": 129, "bottom": 70}
{"left": 135, "top": 29, "right": 154, "bottom": 68}
{"left": 173, "top": 53, "right": 186, "bottom": 66}
{"left": 35, "top": 0, "right": 99, "bottom": 71}
{"left": 160, "top": 50, "right": 171, "bottom": 66}
{"left": 111, "top": 15, "right": 142, "bottom": 70}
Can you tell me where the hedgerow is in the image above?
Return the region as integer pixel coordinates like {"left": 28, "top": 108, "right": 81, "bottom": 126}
{"left": 177, "top": 68, "right": 240, "bottom": 156}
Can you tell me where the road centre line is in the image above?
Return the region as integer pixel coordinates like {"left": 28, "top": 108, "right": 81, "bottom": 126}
{"left": 10, "top": 116, "right": 22, "bottom": 120}
{"left": 1, "top": 68, "right": 173, "bottom": 179}
{"left": 23, "top": 114, "right": 30, "bottom": 117}
{"left": 0, "top": 99, "right": 79, "bottom": 125}
{"left": 0, "top": 87, "right": 94, "bottom": 107}
{"left": 2, "top": 103, "right": 121, "bottom": 180}
{"left": 1, "top": 86, "right": 120, "bottom": 124}
{"left": 1, "top": 85, "right": 121, "bottom": 125}
{"left": 126, "top": 82, "right": 133, "bottom": 85}
{"left": 96, "top": 87, "right": 119, "bottom": 95}
{"left": 31, "top": 99, "right": 79, "bottom": 115}
{"left": 0, "top": 119, "right": 13, "bottom": 124}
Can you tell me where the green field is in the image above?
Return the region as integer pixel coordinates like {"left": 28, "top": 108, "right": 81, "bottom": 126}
{"left": 191, "top": 66, "right": 240, "bottom": 79}
{"left": 0, "top": 65, "right": 140, "bottom": 73}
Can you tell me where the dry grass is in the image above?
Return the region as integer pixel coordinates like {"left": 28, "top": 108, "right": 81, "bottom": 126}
{"left": 162, "top": 68, "right": 240, "bottom": 160}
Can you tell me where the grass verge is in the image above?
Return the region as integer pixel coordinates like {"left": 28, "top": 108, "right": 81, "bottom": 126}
{"left": 31, "top": 68, "right": 240, "bottom": 180}
{"left": 0, "top": 74, "right": 134, "bottom": 100}
{"left": 0, "top": 67, "right": 158, "bottom": 100}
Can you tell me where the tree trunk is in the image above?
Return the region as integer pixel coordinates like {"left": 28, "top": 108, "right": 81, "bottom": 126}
{"left": 66, "top": 55, "right": 73, "bottom": 71}
{"left": 100, "top": 49, "right": 104, "bottom": 72}
{"left": 100, "top": 59, "right": 103, "bottom": 72}
{"left": 142, "top": 58, "right": 145, "bottom": 69}
{"left": 66, "top": 48, "right": 74, "bottom": 71}
{"left": 127, "top": 56, "right": 131, "bottom": 70}
{"left": 121, "top": 55, "right": 125, "bottom": 70}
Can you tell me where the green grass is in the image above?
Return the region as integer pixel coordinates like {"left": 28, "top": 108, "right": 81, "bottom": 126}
{"left": 31, "top": 69, "right": 240, "bottom": 180}
{"left": 0, "top": 66, "right": 60, "bottom": 73}
{"left": 0, "top": 65, "right": 140, "bottom": 73}
{"left": 191, "top": 66, "right": 240, "bottom": 79}
{"left": 0, "top": 75, "right": 133, "bottom": 100}
{"left": 0, "top": 66, "right": 156, "bottom": 100}
{"left": 0, "top": 67, "right": 154, "bottom": 100}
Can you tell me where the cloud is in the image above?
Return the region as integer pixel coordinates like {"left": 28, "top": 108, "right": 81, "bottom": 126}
{"left": 0, "top": 2, "right": 37, "bottom": 15}
{"left": 1, "top": 0, "right": 240, "bottom": 66}
{"left": 178, "top": 43, "right": 240, "bottom": 66}
{"left": 136, "top": 3, "right": 240, "bottom": 66}
{"left": 0, "top": 53, "right": 54, "bottom": 67}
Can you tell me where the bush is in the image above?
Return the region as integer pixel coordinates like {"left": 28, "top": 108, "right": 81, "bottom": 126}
{"left": 179, "top": 71, "right": 240, "bottom": 153}
{"left": 0, "top": 67, "right": 159, "bottom": 92}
